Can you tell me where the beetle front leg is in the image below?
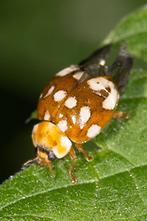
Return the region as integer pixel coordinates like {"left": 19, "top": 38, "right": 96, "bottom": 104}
{"left": 23, "top": 156, "right": 39, "bottom": 169}
{"left": 68, "top": 147, "right": 77, "bottom": 184}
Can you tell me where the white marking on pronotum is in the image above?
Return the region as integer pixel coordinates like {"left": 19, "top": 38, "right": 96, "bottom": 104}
{"left": 32, "top": 124, "right": 39, "bottom": 147}
{"left": 56, "top": 65, "right": 79, "bottom": 77}
{"left": 61, "top": 136, "right": 72, "bottom": 150}
{"left": 64, "top": 96, "right": 77, "bottom": 109}
{"left": 32, "top": 124, "right": 38, "bottom": 133}
{"left": 53, "top": 136, "right": 72, "bottom": 158}
{"left": 79, "top": 106, "right": 91, "bottom": 129}
{"left": 57, "top": 119, "right": 68, "bottom": 132}
{"left": 44, "top": 85, "right": 55, "bottom": 98}
{"left": 87, "top": 77, "right": 119, "bottom": 110}
{"left": 87, "top": 124, "right": 101, "bottom": 138}
{"left": 44, "top": 110, "right": 50, "bottom": 121}
{"left": 53, "top": 90, "right": 67, "bottom": 102}
{"left": 73, "top": 71, "right": 84, "bottom": 80}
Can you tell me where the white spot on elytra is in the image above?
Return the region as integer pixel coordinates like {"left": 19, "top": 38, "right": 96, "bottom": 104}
{"left": 56, "top": 65, "right": 79, "bottom": 77}
{"left": 64, "top": 96, "right": 77, "bottom": 109}
{"left": 59, "top": 113, "right": 63, "bottom": 118}
{"left": 87, "top": 77, "right": 119, "bottom": 110}
{"left": 73, "top": 71, "right": 84, "bottom": 80}
{"left": 57, "top": 119, "right": 68, "bottom": 132}
{"left": 87, "top": 124, "right": 101, "bottom": 138}
{"left": 53, "top": 90, "right": 67, "bottom": 102}
{"left": 53, "top": 136, "right": 72, "bottom": 159}
{"left": 103, "top": 90, "right": 119, "bottom": 110}
{"left": 44, "top": 85, "right": 55, "bottom": 98}
{"left": 79, "top": 106, "right": 91, "bottom": 129}
{"left": 71, "top": 115, "right": 76, "bottom": 124}
{"left": 44, "top": 110, "right": 50, "bottom": 121}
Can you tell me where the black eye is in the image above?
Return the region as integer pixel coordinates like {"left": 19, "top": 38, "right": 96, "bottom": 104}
{"left": 48, "top": 150, "right": 56, "bottom": 161}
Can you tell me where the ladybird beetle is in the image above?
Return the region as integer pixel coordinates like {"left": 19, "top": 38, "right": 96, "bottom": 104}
{"left": 28, "top": 45, "right": 133, "bottom": 182}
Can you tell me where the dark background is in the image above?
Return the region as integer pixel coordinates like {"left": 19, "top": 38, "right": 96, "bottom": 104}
{"left": 0, "top": 0, "right": 146, "bottom": 183}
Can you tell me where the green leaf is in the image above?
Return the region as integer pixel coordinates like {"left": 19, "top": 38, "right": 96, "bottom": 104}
{"left": 0, "top": 5, "right": 147, "bottom": 221}
{"left": 104, "top": 5, "right": 147, "bottom": 62}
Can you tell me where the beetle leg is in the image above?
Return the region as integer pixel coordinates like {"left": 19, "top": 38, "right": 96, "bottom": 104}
{"left": 69, "top": 147, "right": 77, "bottom": 184}
{"left": 75, "top": 143, "right": 93, "bottom": 161}
{"left": 36, "top": 149, "right": 55, "bottom": 177}
{"left": 38, "top": 158, "right": 53, "bottom": 171}
{"left": 113, "top": 111, "right": 129, "bottom": 120}
{"left": 23, "top": 157, "right": 39, "bottom": 169}
{"left": 23, "top": 153, "right": 55, "bottom": 177}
